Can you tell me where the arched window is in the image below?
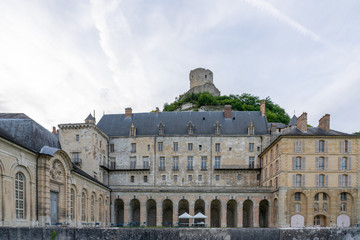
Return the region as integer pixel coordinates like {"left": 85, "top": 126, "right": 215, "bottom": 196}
{"left": 15, "top": 172, "right": 25, "bottom": 219}
{"left": 81, "top": 192, "right": 86, "bottom": 221}
{"left": 91, "top": 195, "right": 95, "bottom": 222}
{"left": 99, "top": 197, "right": 103, "bottom": 222}
{"left": 70, "top": 189, "right": 75, "bottom": 220}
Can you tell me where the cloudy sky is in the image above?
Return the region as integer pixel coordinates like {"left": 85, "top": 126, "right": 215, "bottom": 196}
{"left": 0, "top": 0, "right": 359, "bottom": 133}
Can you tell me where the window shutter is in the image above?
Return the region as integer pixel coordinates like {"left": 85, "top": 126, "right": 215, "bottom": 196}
{"left": 338, "top": 175, "right": 341, "bottom": 187}
{"left": 302, "top": 174, "right": 305, "bottom": 187}
{"left": 315, "top": 141, "right": 319, "bottom": 153}
{"left": 316, "top": 175, "right": 319, "bottom": 187}
{"left": 348, "top": 141, "right": 352, "bottom": 153}
{"left": 302, "top": 157, "right": 306, "bottom": 170}
{"left": 294, "top": 141, "right": 297, "bottom": 153}
{"left": 349, "top": 157, "right": 352, "bottom": 170}
{"left": 325, "top": 175, "right": 328, "bottom": 187}
{"left": 341, "top": 141, "right": 345, "bottom": 153}
{"left": 325, "top": 157, "right": 328, "bottom": 170}
{"left": 348, "top": 175, "right": 352, "bottom": 187}
{"left": 325, "top": 141, "right": 329, "bottom": 153}
{"left": 300, "top": 140, "right": 303, "bottom": 153}
{"left": 338, "top": 157, "right": 341, "bottom": 170}
{"left": 292, "top": 175, "right": 296, "bottom": 187}
{"left": 292, "top": 157, "right": 296, "bottom": 170}
{"left": 315, "top": 157, "right": 319, "bottom": 170}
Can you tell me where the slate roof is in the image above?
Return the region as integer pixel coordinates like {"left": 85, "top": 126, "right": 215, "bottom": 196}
{"left": 289, "top": 115, "right": 297, "bottom": 126}
{"left": 0, "top": 113, "right": 60, "bottom": 153}
{"left": 85, "top": 113, "right": 95, "bottom": 121}
{"left": 281, "top": 126, "right": 353, "bottom": 136}
{"left": 268, "top": 122, "right": 287, "bottom": 129}
{"left": 97, "top": 111, "right": 268, "bottom": 136}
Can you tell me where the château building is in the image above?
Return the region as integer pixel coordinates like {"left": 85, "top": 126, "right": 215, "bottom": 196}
{"left": 0, "top": 69, "right": 359, "bottom": 228}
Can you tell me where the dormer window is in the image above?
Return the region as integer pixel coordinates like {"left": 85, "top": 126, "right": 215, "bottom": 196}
{"left": 158, "top": 122, "right": 165, "bottom": 136}
{"left": 129, "top": 123, "right": 136, "bottom": 137}
{"left": 248, "top": 121, "right": 255, "bottom": 135}
{"left": 187, "top": 121, "right": 194, "bottom": 135}
{"left": 214, "top": 121, "right": 221, "bottom": 135}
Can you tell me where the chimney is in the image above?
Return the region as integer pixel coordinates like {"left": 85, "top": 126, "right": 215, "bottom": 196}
{"left": 155, "top": 107, "right": 159, "bottom": 114}
{"left": 297, "top": 112, "right": 307, "bottom": 132}
{"left": 224, "top": 105, "right": 231, "bottom": 119}
{"left": 52, "top": 126, "right": 56, "bottom": 135}
{"left": 260, "top": 100, "right": 266, "bottom": 116}
{"left": 318, "top": 114, "right": 330, "bottom": 132}
{"left": 125, "top": 107, "right": 132, "bottom": 118}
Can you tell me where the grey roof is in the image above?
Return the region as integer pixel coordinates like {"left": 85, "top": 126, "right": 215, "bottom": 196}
{"left": 0, "top": 113, "right": 60, "bottom": 152}
{"left": 40, "top": 146, "right": 60, "bottom": 156}
{"left": 85, "top": 113, "right": 95, "bottom": 121}
{"left": 97, "top": 111, "right": 268, "bottom": 136}
{"left": 268, "top": 122, "right": 287, "bottom": 129}
{"left": 289, "top": 115, "right": 297, "bottom": 126}
{"left": 281, "top": 127, "right": 353, "bottom": 136}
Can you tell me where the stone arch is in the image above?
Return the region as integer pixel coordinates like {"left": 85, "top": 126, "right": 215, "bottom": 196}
{"left": 146, "top": 199, "right": 157, "bottom": 227}
{"left": 178, "top": 199, "right": 190, "bottom": 225}
{"left": 259, "top": 199, "right": 269, "bottom": 228}
{"left": 337, "top": 214, "right": 350, "bottom": 227}
{"left": 210, "top": 199, "right": 221, "bottom": 227}
{"left": 114, "top": 199, "right": 124, "bottom": 225}
{"left": 242, "top": 199, "right": 254, "bottom": 228}
{"left": 162, "top": 199, "right": 173, "bottom": 226}
{"left": 12, "top": 165, "right": 33, "bottom": 221}
{"left": 194, "top": 199, "right": 205, "bottom": 224}
{"left": 290, "top": 214, "right": 304, "bottom": 227}
{"left": 130, "top": 199, "right": 140, "bottom": 226}
{"left": 226, "top": 199, "right": 237, "bottom": 227}
{"left": 313, "top": 192, "right": 330, "bottom": 214}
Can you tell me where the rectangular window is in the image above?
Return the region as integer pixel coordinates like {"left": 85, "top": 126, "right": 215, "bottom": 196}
{"left": 314, "top": 203, "right": 319, "bottom": 212}
{"left": 318, "top": 157, "right": 324, "bottom": 170}
{"left": 249, "top": 157, "right": 255, "bottom": 168}
{"left": 295, "top": 203, "right": 301, "bottom": 212}
{"left": 172, "top": 156, "right": 179, "bottom": 170}
{"left": 187, "top": 156, "right": 193, "bottom": 170}
{"left": 110, "top": 157, "right": 116, "bottom": 169}
{"left": 188, "top": 175, "right": 192, "bottom": 181}
{"left": 198, "top": 175, "right": 202, "bottom": 181}
{"left": 188, "top": 143, "right": 193, "bottom": 151}
{"left": 237, "top": 174, "right": 242, "bottom": 181}
{"left": 174, "top": 175, "right": 178, "bottom": 182}
{"left": 249, "top": 143, "right": 254, "bottom": 152}
{"left": 199, "top": 145, "right": 202, "bottom": 151}
{"left": 295, "top": 192, "right": 301, "bottom": 201}
{"left": 144, "top": 175, "right": 148, "bottom": 182}
{"left": 143, "top": 156, "right": 149, "bottom": 169}
{"left": 201, "top": 156, "right": 207, "bottom": 170}
{"left": 130, "top": 157, "right": 136, "bottom": 169}
{"left": 110, "top": 144, "right": 114, "bottom": 153}
{"left": 341, "top": 192, "right": 347, "bottom": 201}
{"left": 295, "top": 140, "right": 302, "bottom": 153}
{"left": 319, "top": 140, "right": 325, "bottom": 153}
{"left": 215, "top": 156, "right": 221, "bottom": 169}
{"left": 162, "top": 175, "right": 166, "bottom": 181}
{"left": 215, "top": 175, "right": 220, "bottom": 181}
{"left": 295, "top": 174, "right": 302, "bottom": 187}
{"left": 76, "top": 134, "right": 79, "bottom": 141}
{"left": 131, "top": 143, "right": 136, "bottom": 153}
{"left": 318, "top": 174, "right": 325, "bottom": 187}
{"left": 215, "top": 143, "right": 220, "bottom": 152}
{"left": 158, "top": 142, "right": 163, "bottom": 152}
{"left": 295, "top": 157, "right": 301, "bottom": 170}
{"left": 159, "top": 157, "right": 165, "bottom": 170}
{"left": 323, "top": 203, "right": 327, "bottom": 212}
{"left": 341, "top": 157, "right": 348, "bottom": 170}
{"left": 173, "top": 142, "right": 178, "bottom": 152}
{"left": 340, "top": 203, "right": 346, "bottom": 212}
{"left": 148, "top": 145, "right": 150, "bottom": 151}
{"left": 72, "top": 152, "right": 80, "bottom": 163}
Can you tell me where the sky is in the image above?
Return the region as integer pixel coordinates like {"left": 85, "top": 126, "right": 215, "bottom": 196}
{"left": 0, "top": 0, "right": 360, "bottom": 133}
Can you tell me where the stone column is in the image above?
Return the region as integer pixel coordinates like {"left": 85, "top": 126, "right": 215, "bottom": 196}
{"left": 221, "top": 198, "right": 226, "bottom": 227}
{"left": 237, "top": 200, "right": 243, "bottom": 228}
{"left": 140, "top": 201, "right": 146, "bottom": 225}
{"left": 207, "top": 200, "right": 212, "bottom": 227}
{"left": 277, "top": 189, "right": 289, "bottom": 227}
{"left": 2, "top": 176, "right": 13, "bottom": 226}
{"left": 156, "top": 202, "right": 162, "bottom": 227}
{"left": 173, "top": 202, "right": 178, "bottom": 226}
{"left": 124, "top": 202, "right": 130, "bottom": 224}
{"left": 253, "top": 201, "right": 259, "bottom": 228}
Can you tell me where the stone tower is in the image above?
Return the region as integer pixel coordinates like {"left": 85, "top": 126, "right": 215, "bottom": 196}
{"left": 182, "top": 68, "right": 220, "bottom": 98}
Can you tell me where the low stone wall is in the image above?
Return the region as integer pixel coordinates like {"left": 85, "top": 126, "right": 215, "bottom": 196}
{"left": 0, "top": 227, "right": 359, "bottom": 240}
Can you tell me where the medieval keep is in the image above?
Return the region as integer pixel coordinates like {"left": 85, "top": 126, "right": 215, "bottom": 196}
{"left": 0, "top": 68, "right": 359, "bottom": 228}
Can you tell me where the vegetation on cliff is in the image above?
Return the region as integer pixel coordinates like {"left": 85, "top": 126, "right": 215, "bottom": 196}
{"left": 163, "top": 92, "right": 290, "bottom": 124}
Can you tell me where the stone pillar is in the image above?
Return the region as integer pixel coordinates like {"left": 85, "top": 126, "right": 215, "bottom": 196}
{"left": 253, "top": 201, "right": 259, "bottom": 228}
{"left": 206, "top": 200, "right": 211, "bottom": 227}
{"left": 37, "top": 156, "right": 51, "bottom": 226}
{"left": 156, "top": 203, "right": 162, "bottom": 227}
{"left": 173, "top": 202, "right": 178, "bottom": 226}
{"left": 221, "top": 199, "right": 226, "bottom": 227}
{"left": 2, "top": 176, "right": 13, "bottom": 226}
{"left": 124, "top": 203, "right": 130, "bottom": 223}
{"left": 278, "top": 189, "right": 290, "bottom": 227}
{"left": 237, "top": 201, "right": 243, "bottom": 228}
{"left": 140, "top": 202, "right": 146, "bottom": 225}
